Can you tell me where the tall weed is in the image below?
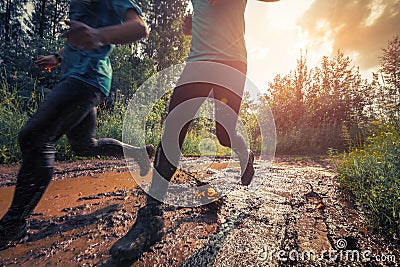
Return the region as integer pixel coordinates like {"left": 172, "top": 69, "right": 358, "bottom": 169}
{"left": 336, "top": 121, "right": 400, "bottom": 241}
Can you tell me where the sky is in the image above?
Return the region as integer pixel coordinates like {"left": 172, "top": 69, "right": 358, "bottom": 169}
{"left": 244, "top": 0, "right": 400, "bottom": 91}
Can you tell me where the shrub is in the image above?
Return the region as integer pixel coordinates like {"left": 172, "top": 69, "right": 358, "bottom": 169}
{"left": 0, "top": 79, "right": 28, "bottom": 163}
{"left": 276, "top": 123, "right": 348, "bottom": 155}
{"left": 336, "top": 121, "right": 400, "bottom": 241}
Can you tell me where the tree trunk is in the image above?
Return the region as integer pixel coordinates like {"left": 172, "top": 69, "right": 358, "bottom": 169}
{"left": 51, "top": 0, "right": 58, "bottom": 38}
{"left": 4, "top": 0, "right": 11, "bottom": 42}
{"left": 38, "top": 0, "right": 47, "bottom": 38}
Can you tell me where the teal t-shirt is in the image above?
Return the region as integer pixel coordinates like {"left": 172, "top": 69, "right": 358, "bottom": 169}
{"left": 188, "top": 0, "right": 248, "bottom": 64}
{"left": 62, "top": 0, "right": 142, "bottom": 96}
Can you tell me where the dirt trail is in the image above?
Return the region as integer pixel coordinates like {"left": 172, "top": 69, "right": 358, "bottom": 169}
{"left": 0, "top": 157, "right": 398, "bottom": 266}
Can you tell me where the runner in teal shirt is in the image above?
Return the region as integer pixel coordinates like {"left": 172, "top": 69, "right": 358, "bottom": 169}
{"left": 0, "top": 0, "right": 150, "bottom": 250}
{"left": 63, "top": 0, "right": 142, "bottom": 96}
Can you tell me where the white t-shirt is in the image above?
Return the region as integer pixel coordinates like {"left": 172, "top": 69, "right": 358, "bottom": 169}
{"left": 187, "top": 0, "right": 248, "bottom": 64}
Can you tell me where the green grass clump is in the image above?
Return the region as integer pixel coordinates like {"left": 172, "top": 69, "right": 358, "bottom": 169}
{"left": 0, "top": 90, "right": 26, "bottom": 163}
{"left": 276, "top": 123, "right": 348, "bottom": 155}
{"left": 336, "top": 121, "right": 400, "bottom": 241}
{"left": 0, "top": 79, "right": 76, "bottom": 163}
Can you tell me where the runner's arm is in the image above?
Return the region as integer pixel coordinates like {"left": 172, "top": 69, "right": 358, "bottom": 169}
{"left": 64, "top": 9, "right": 149, "bottom": 50}
{"left": 34, "top": 47, "right": 64, "bottom": 72}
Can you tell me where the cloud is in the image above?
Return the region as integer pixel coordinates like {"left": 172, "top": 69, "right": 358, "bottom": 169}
{"left": 297, "top": 0, "right": 400, "bottom": 69}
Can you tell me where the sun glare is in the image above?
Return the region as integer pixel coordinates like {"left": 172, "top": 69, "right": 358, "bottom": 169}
{"left": 245, "top": 0, "right": 316, "bottom": 90}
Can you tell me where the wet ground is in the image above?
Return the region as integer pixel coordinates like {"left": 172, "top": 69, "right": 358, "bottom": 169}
{"left": 0, "top": 157, "right": 399, "bottom": 266}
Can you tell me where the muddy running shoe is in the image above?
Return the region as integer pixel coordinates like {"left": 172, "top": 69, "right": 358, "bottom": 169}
{"left": 0, "top": 221, "right": 27, "bottom": 251}
{"left": 240, "top": 150, "right": 255, "bottom": 186}
{"left": 110, "top": 204, "right": 164, "bottom": 262}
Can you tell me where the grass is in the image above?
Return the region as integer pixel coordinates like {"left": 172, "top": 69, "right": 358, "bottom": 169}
{"left": 275, "top": 123, "right": 350, "bottom": 155}
{"left": 334, "top": 121, "right": 400, "bottom": 241}
{"left": 0, "top": 80, "right": 29, "bottom": 163}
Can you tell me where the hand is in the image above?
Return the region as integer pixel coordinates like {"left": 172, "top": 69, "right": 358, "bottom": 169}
{"left": 34, "top": 55, "right": 59, "bottom": 72}
{"left": 63, "top": 20, "right": 104, "bottom": 50}
{"left": 182, "top": 14, "right": 192, "bottom": 36}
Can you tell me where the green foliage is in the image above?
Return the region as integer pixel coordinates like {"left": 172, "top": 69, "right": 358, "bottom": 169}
{"left": 0, "top": 0, "right": 30, "bottom": 44}
{"left": 0, "top": 79, "right": 27, "bottom": 163}
{"left": 182, "top": 131, "right": 231, "bottom": 157}
{"left": 335, "top": 121, "right": 400, "bottom": 240}
{"left": 277, "top": 123, "right": 345, "bottom": 155}
{"left": 138, "top": 0, "right": 191, "bottom": 70}
{"left": 0, "top": 0, "right": 66, "bottom": 101}
{"left": 0, "top": 77, "right": 76, "bottom": 163}
{"left": 335, "top": 37, "right": 400, "bottom": 242}
{"left": 30, "top": 0, "right": 69, "bottom": 40}
{"left": 378, "top": 36, "right": 400, "bottom": 120}
{"left": 266, "top": 50, "right": 369, "bottom": 154}
{"left": 379, "top": 36, "right": 400, "bottom": 98}
{"left": 97, "top": 95, "right": 126, "bottom": 142}
{"left": 109, "top": 45, "right": 156, "bottom": 102}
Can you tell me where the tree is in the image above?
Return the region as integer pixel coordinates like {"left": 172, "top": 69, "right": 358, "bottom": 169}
{"left": 0, "top": 0, "right": 29, "bottom": 44}
{"left": 108, "top": 0, "right": 191, "bottom": 121}
{"left": 266, "top": 51, "right": 309, "bottom": 130}
{"left": 265, "top": 50, "right": 369, "bottom": 153}
{"left": 0, "top": 0, "right": 67, "bottom": 102}
{"left": 0, "top": 0, "right": 30, "bottom": 70}
{"left": 138, "top": 0, "right": 191, "bottom": 71}
{"left": 379, "top": 35, "right": 400, "bottom": 117}
{"left": 306, "top": 50, "right": 364, "bottom": 124}
{"left": 30, "top": 0, "right": 69, "bottom": 40}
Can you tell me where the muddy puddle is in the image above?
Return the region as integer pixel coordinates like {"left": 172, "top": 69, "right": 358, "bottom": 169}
{"left": 0, "top": 158, "right": 399, "bottom": 266}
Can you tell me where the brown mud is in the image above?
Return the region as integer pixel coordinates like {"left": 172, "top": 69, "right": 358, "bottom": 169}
{"left": 0, "top": 157, "right": 399, "bottom": 266}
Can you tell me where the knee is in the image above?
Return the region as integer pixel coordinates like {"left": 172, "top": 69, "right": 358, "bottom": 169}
{"left": 18, "top": 126, "right": 40, "bottom": 152}
{"left": 19, "top": 126, "right": 56, "bottom": 158}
